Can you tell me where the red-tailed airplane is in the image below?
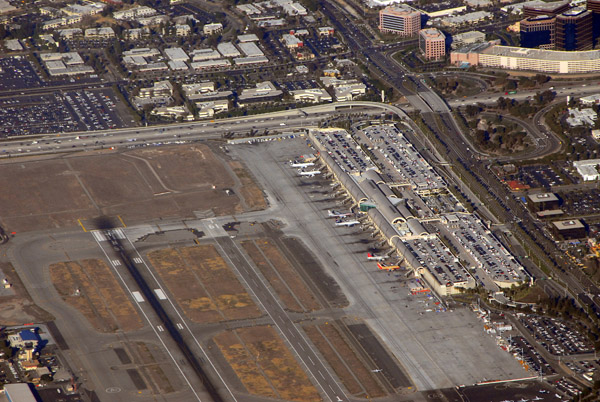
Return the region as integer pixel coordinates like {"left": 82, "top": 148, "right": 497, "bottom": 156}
{"left": 367, "top": 252, "right": 388, "bottom": 261}
{"left": 377, "top": 262, "right": 400, "bottom": 271}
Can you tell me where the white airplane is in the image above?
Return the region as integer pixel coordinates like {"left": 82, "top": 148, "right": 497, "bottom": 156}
{"left": 518, "top": 399, "right": 529, "bottom": 402}
{"left": 328, "top": 210, "right": 353, "bottom": 218}
{"left": 289, "top": 159, "right": 315, "bottom": 168}
{"left": 335, "top": 219, "right": 360, "bottom": 227}
{"left": 298, "top": 169, "right": 321, "bottom": 177}
{"left": 367, "top": 252, "right": 388, "bottom": 261}
{"left": 336, "top": 397, "right": 343, "bottom": 402}
{"left": 371, "top": 369, "right": 382, "bottom": 373}
{"left": 532, "top": 397, "right": 543, "bottom": 401}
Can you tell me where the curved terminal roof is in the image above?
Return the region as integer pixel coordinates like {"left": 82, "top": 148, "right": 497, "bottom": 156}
{"left": 360, "top": 179, "right": 406, "bottom": 223}
{"left": 406, "top": 218, "right": 428, "bottom": 237}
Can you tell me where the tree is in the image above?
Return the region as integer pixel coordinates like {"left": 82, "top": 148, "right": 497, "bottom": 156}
{"left": 465, "top": 104, "right": 481, "bottom": 117}
{"left": 505, "top": 80, "right": 517, "bottom": 91}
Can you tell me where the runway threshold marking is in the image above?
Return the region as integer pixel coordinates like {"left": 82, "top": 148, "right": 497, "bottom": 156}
{"left": 154, "top": 289, "right": 167, "bottom": 300}
{"left": 111, "top": 260, "right": 121, "bottom": 267}
{"left": 157, "top": 325, "right": 164, "bottom": 332}
{"left": 132, "top": 291, "right": 145, "bottom": 303}
{"left": 133, "top": 257, "right": 143, "bottom": 264}
{"left": 176, "top": 323, "right": 184, "bottom": 330}
{"left": 77, "top": 219, "right": 87, "bottom": 232}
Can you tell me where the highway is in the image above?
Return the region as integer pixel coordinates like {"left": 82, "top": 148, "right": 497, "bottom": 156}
{"left": 0, "top": 101, "right": 411, "bottom": 157}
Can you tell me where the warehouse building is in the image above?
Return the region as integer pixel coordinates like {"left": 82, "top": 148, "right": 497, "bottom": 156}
{"left": 573, "top": 158, "right": 600, "bottom": 180}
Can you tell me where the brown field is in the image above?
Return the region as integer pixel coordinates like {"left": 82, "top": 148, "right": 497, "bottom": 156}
{"left": 0, "top": 144, "right": 265, "bottom": 232}
{"left": 229, "top": 161, "right": 267, "bottom": 211}
{"left": 147, "top": 245, "right": 262, "bottom": 323}
{"left": 241, "top": 239, "right": 321, "bottom": 313}
{"left": 214, "top": 326, "right": 321, "bottom": 401}
{"left": 304, "top": 324, "right": 386, "bottom": 399}
{"left": 49, "top": 259, "right": 143, "bottom": 332}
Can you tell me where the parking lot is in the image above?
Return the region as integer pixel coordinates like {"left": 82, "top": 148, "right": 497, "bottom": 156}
{"left": 304, "top": 34, "right": 343, "bottom": 57}
{"left": 0, "top": 88, "right": 128, "bottom": 136}
{"left": 0, "top": 56, "right": 45, "bottom": 90}
{"left": 565, "top": 359, "right": 599, "bottom": 380}
{"left": 313, "top": 129, "right": 373, "bottom": 174}
{"left": 508, "top": 336, "right": 556, "bottom": 376}
{"left": 514, "top": 165, "right": 569, "bottom": 189}
{"left": 421, "top": 192, "right": 465, "bottom": 215}
{"left": 355, "top": 124, "right": 446, "bottom": 194}
{"left": 556, "top": 188, "right": 600, "bottom": 216}
{"left": 275, "top": 79, "right": 319, "bottom": 91}
{"left": 436, "top": 214, "right": 529, "bottom": 289}
{"left": 63, "top": 89, "right": 124, "bottom": 131}
{"left": 520, "top": 316, "right": 594, "bottom": 356}
{"left": 553, "top": 378, "right": 582, "bottom": 397}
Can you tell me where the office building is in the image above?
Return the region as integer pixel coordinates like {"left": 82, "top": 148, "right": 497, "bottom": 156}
{"left": 526, "top": 193, "right": 560, "bottom": 212}
{"left": 5, "top": 383, "right": 37, "bottom": 402}
{"left": 552, "top": 219, "right": 586, "bottom": 239}
{"left": 523, "top": 0, "right": 571, "bottom": 18}
{"left": 520, "top": 15, "right": 556, "bottom": 48}
{"left": 419, "top": 28, "right": 446, "bottom": 60}
{"left": 586, "top": 0, "right": 600, "bottom": 44}
{"left": 556, "top": 7, "right": 593, "bottom": 50}
{"left": 379, "top": 4, "right": 421, "bottom": 36}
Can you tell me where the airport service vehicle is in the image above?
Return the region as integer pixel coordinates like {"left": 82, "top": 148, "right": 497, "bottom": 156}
{"left": 367, "top": 252, "right": 388, "bottom": 261}
{"left": 328, "top": 210, "right": 353, "bottom": 218}
{"left": 289, "top": 159, "right": 315, "bottom": 168}
{"left": 297, "top": 169, "right": 321, "bottom": 177}
{"left": 334, "top": 219, "right": 360, "bottom": 227}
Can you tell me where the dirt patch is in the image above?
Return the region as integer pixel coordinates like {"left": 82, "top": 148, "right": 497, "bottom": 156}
{"left": 0, "top": 144, "right": 265, "bottom": 233}
{"left": 143, "top": 364, "right": 175, "bottom": 394}
{"left": 281, "top": 236, "right": 348, "bottom": 308}
{"left": 229, "top": 161, "right": 267, "bottom": 211}
{"left": 304, "top": 323, "right": 386, "bottom": 398}
{"left": 0, "top": 262, "right": 53, "bottom": 325}
{"left": 0, "top": 159, "right": 96, "bottom": 232}
{"left": 147, "top": 245, "right": 262, "bottom": 323}
{"left": 214, "top": 326, "right": 321, "bottom": 401}
{"left": 49, "top": 259, "right": 143, "bottom": 332}
{"left": 241, "top": 239, "right": 320, "bottom": 312}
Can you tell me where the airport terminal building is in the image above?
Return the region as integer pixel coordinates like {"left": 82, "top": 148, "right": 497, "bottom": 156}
{"left": 308, "top": 125, "right": 530, "bottom": 297}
